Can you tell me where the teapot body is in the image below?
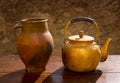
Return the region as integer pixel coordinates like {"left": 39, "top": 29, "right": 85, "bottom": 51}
{"left": 62, "top": 41, "right": 101, "bottom": 72}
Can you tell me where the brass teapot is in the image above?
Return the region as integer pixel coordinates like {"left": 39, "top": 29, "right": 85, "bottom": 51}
{"left": 62, "top": 17, "right": 112, "bottom": 72}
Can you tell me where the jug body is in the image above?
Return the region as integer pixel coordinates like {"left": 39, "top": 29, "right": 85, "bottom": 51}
{"left": 14, "top": 18, "right": 54, "bottom": 73}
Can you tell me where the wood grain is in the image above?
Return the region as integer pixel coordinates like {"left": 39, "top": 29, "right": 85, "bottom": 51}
{"left": 0, "top": 55, "right": 120, "bottom": 83}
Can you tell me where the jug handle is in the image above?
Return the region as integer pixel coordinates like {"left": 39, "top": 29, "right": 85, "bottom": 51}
{"left": 64, "top": 17, "right": 99, "bottom": 44}
{"left": 13, "top": 24, "right": 23, "bottom": 37}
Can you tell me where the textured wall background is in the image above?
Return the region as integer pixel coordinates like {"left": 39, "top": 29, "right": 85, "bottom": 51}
{"left": 0, "top": 0, "right": 120, "bottom": 55}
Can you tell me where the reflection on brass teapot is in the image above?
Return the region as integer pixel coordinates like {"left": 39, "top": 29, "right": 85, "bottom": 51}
{"left": 62, "top": 17, "right": 112, "bottom": 72}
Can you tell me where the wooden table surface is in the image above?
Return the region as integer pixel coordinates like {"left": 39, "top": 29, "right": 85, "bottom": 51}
{"left": 0, "top": 55, "right": 120, "bottom": 83}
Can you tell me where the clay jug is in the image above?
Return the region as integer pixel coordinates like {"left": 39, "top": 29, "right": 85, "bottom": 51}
{"left": 14, "top": 18, "right": 54, "bottom": 73}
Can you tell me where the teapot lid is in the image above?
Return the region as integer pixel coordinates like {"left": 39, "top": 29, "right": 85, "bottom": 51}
{"left": 68, "top": 31, "right": 94, "bottom": 42}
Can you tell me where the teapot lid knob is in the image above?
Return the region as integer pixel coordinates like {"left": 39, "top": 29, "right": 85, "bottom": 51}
{"left": 79, "top": 31, "right": 84, "bottom": 38}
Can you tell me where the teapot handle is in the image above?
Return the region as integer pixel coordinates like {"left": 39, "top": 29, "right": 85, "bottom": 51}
{"left": 64, "top": 17, "right": 99, "bottom": 44}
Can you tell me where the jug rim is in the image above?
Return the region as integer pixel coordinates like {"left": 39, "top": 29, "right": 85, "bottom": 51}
{"left": 21, "top": 18, "right": 48, "bottom": 23}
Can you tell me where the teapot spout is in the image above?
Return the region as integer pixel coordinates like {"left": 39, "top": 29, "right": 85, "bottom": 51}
{"left": 100, "top": 38, "right": 112, "bottom": 62}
